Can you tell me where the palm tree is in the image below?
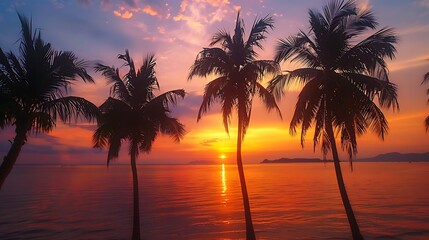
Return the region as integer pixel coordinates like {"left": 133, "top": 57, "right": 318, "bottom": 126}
{"left": 268, "top": 1, "right": 398, "bottom": 239}
{"left": 93, "top": 50, "right": 185, "bottom": 240}
{"left": 188, "top": 12, "right": 281, "bottom": 240}
{"left": 423, "top": 70, "right": 429, "bottom": 131}
{"left": 0, "top": 14, "right": 98, "bottom": 189}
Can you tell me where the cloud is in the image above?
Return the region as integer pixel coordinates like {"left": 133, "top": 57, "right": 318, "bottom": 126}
{"left": 356, "top": 0, "right": 371, "bottom": 11}
{"left": 200, "top": 138, "right": 220, "bottom": 146}
{"left": 397, "top": 24, "right": 429, "bottom": 36}
{"left": 114, "top": 7, "right": 133, "bottom": 19}
{"left": 173, "top": 0, "right": 235, "bottom": 33}
{"left": 389, "top": 54, "right": 429, "bottom": 72}
{"left": 142, "top": 5, "right": 160, "bottom": 17}
{"left": 206, "top": 0, "right": 230, "bottom": 7}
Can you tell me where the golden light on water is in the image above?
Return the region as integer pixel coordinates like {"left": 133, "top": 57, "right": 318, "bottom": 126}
{"left": 221, "top": 163, "right": 228, "bottom": 205}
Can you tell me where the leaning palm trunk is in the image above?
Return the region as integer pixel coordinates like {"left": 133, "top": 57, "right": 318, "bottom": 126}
{"left": 130, "top": 144, "right": 141, "bottom": 240}
{"left": 326, "top": 122, "right": 364, "bottom": 240}
{"left": 0, "top": 127, "right": 28, "bottom": 189}
{"left": 236, "top": 115, "right": 256, "bottom": 240}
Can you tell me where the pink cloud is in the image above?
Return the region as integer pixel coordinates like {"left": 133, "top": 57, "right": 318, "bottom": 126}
{"left": 143, "top": 5, "right": 160, "bottom": 17}
{"left": 113, "top": 7, "right": 133, "bottom": 19}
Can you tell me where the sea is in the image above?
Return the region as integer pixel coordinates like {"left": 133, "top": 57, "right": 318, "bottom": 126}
{"left": 0, "top": 163, "right": 428, "bottom": 239}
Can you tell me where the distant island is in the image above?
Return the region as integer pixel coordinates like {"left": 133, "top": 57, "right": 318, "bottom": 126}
{"left": 261, "top": 158, "right": 326, "bottom": 164}
{"left": 358, "top": 152, "right": 429, "bottom": 162}
{"left": 261, "top": 152, "right": 429, "bottom": 163}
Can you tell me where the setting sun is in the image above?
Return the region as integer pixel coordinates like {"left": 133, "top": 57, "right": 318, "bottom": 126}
{"left": 219, "top": 154, "right": 227, "bottom": 160}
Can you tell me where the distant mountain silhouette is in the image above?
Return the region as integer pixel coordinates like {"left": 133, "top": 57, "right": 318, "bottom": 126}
{"left": 261, "top": 152, "right": 429, "bottom": 163}
{"left": 358, "top": 152, "right": 429, "bottom": 162}
{"left": 261, "top": 158, "right": 327, "bottom": 164}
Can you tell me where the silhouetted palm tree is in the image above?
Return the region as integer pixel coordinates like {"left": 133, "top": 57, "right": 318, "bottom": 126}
{"left": 423, "top": 71, "right": 429, "bottom": 131}
{"left": 268, "top": 1, "right": 398, "bottom": 239}
{"left": 0, "top": 14, "right": 98, "bottom": 189}
{"left": 188, "top": 12, "right": 281, "bottom": 240}
{"left": 93, "top": 50, "right": 185, "bottom": 240}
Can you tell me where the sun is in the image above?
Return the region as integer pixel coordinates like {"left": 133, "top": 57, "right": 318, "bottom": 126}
{"left": 219, "top": 154, "right": 227, "bottom": 160}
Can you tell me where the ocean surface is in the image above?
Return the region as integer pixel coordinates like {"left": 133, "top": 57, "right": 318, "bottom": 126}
{"left": 0, "top": 163, "right": 428, "bottom": 239}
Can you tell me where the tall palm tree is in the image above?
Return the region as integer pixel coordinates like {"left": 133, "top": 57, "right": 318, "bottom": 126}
{"left": 93, "top": 50, "right": 185, "bottom": 240}
{"left": 268, "top": 1, "right": 398, "bottom": 239}
{"left": 0, "top": 14, "right": 98, "bottom": 189}
{"left": 423, "top": 70, "right": 429, "bottom": 131}
{"left": 188, "top": 12, "right": 281, "bottom": 240}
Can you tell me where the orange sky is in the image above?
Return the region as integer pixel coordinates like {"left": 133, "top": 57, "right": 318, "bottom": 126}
{"left": 0, "top": 0, "right": 428, "bottom": 164}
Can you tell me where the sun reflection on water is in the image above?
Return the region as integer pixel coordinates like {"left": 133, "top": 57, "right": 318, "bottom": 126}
{"left": 221, "top": 164, "right": 228, "bottom": 205}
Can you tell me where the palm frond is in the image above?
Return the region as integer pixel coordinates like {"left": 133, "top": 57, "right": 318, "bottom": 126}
{"left": 118, "top": 49, "right": 136, "bottom": 80}
{"left": 0, "top": 98, "right": 20, "bottom": 129}
{"left": 197, "top": 76, "right": 229, "bottom": 121}
{"left": 157, "top": 115, "right": 186, "bottom": 142}
{"left": 423, "top": 71, "right": 429, "bottom": 84}
{"left": 106, "top": 134, "right": 122, "bottom": 164}
{"left": 128, "top": 53, "right": 159, "bottom": 105}
{"left": 244, "top": 60, "right": 280, "bottom": 81}
{"left": 53, "top": 51, "right": 94, "bottom": 83}
{"left": 146, "top": 89, "right": 186, "bottom": 111}
{"left": 339, "top": 27, "right": 397, "bottom": 73}
{"left": 289, "top": 78, "right": 323, "bottom": 141}
{"left": 275, "top": 34, "right": 320, "bottom": 67}
{"left": 188, "top": 48, "right": 231, "bottom": 79}
{"left": 343, "top": 72, "right": 399, "bottom": 110}
{"left": 210, "top": 29, "right": 234, "bottom": 50}
{"left": 345, "top": 6, "right": 377, "bottom": 37}
{"left": 325, "top": 0, "right": 356, "bottom": 32}
{"left": 95, "top": 63, "right": 131, "bottom": 103}
{"left": 41, "top": 96, "right": 100, "bottom": 124}
{"left": 30, "top": 111, "right": 55, "bottom": 134}
{"left": 17, "top": 13, "right": 35, "bottom": 63}
{"left": 425, "top": 115, "right": 429, "bottom": 132}
{"left": 268, "top": 68, "right": 322, "bottom": 100}
{"left": 254, "top": 82, "right": 282, "bottom": 119}
{"left": 232, "top": 11, "right": 245, "bottom": 48}
{"left": 245, "top": 15, "right": 274, "bottom": 51}
{"left": 221, "top": 82, "right": 236, "bottom": 135}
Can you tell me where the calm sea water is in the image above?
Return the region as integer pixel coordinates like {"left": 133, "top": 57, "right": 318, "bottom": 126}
{"left": 0, "top": 163, "right": 428, "bottom": 239}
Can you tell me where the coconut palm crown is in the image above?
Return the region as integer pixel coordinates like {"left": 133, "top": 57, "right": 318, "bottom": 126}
{"left": 269, "top": 0, "right": 398, "bottom": 160}
{"left": 188, "top": 12, "right": 281, "bottom": 240}
{"left": 93, "top": 50, "right": 185, "bottom": 240}
{"left": 268, "top": 0, "right": 398, "bottom": 239}
{"left": 0, "top": 14, "right": 98, "bottom": 189}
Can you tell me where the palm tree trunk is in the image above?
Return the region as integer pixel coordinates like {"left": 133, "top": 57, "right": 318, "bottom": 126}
{"left": 326, "top": 122, "right": 364, "bottom": 240}
{"left": 130, "top": 143, "right": 141, "bottom": 240}
{"left": 0, "top": 126, "right": 27, "bottom": 190}
{"left": 236, "top": 117, "right": 256, "bottom": 240}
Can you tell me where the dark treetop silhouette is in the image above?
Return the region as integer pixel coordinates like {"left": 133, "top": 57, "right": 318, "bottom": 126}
{"left": 188, "top": 12, "right": 281, "bottom": 240}
{"left": 93, "top": 50, "right": 185, "bottom": 240}
{"left": 268, "top": 0, "right": 398, "bottom": 239}
{"left": 423, "top": 69, "right": 429, "bottom": 131}
{"left": 0, "top": 14, "right": 98, "bottom": 190}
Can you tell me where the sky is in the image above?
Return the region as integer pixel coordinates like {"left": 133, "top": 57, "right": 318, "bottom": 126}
{"left": 0, "top": 0, "right": 428, "bottom": 165}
